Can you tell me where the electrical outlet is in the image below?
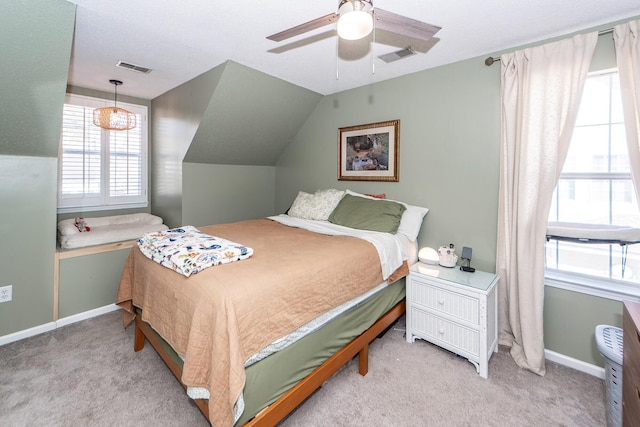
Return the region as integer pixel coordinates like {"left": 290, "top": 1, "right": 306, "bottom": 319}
{"left": 0, "top": 285, "right": 12, "bottom": 303}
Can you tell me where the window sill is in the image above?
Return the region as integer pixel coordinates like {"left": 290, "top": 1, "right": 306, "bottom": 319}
{"left": 57, "top": 201, "right": 148, "bottom": 215}
{"left": 545, "top": 270, "right": 640, "bottom": 302}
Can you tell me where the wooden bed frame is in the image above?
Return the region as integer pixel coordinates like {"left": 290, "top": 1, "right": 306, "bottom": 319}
{"left": 134, "top": 299, "right": 406, "bottom": 426}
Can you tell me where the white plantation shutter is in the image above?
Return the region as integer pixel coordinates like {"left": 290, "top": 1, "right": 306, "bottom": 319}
{"left": 58, "top": 94, "right": 147, "bottom": 212}
{"left": 109, "top": 119, "right": 143, "bottom": 198}
{"left": 60, "top": 104, "right": 102, "bottom": 198}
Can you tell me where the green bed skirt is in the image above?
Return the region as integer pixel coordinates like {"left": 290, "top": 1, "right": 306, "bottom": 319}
{"left": 139, "top": 278, "right": 405, "bottom": 425}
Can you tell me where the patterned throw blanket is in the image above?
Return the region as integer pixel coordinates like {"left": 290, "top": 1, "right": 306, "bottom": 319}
{"left": 137, "top": 226, "right": 253, "bottom": 277}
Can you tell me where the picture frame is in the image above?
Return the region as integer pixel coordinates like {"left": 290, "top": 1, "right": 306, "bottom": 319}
{"left": 338, "top": 119, "right": 399, "bottom": 182}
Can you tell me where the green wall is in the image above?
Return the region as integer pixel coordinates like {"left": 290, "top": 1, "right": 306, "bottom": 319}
{"left": 544, "top": 287, "right": 623, "bottom": 366}
{"left": 185, "top": 61, "right": 321, "bottom": 165}
{"left": 58, "top": 249, "right": 132, "bottom": 318}
{"left": 182, "top": 163, "right": 276, "bottom": 227}
{"left": 0, "top": 0, "right": 75, "bottom": 336}
{"left": 0, "top": 157, "right": 59, "bottom": 334}
{"left": 150, "top": 63, "right": 226, "bottom": 228}
{"left": 275, "top": 28, "right": 631, "bottom": 368}
{"left": 276, "top": 57, "right": 501, "bottom": 272}
{"left": 152, "top": 61, "right": 320, "bottom": 228}
{"left": 0, "top": 0, "right": 75, "bottom": 158}
{"left": 66, "top": 85, "right": 152, "bottom": 110}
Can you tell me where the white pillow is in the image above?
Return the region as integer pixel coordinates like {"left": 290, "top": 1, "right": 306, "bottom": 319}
{"left": 346, "top": 190, "right": 428, "bottom": 242}
{"left": 397, "top": 233, "right": 419, "bottom": 264}
{"left": 288, "top": 189, "right": 345, "bottom": 221}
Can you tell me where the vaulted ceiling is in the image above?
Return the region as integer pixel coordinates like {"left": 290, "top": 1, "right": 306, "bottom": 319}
{"left": 66, "top": 0, "right": 640, "bottom": 100}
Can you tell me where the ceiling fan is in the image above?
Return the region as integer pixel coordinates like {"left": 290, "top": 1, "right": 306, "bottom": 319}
{"left": 266, "top": 0, "right": 441, "bottom": 44}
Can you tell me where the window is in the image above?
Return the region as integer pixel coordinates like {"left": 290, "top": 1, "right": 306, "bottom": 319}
{"left": 58, "top": 94, "right": 148, "bottom": 212}
{"left": 546, "top": 69, "right": 640, "bottom": 295}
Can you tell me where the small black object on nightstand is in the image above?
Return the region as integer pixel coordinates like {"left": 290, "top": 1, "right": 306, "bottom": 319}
{"left": 460, "top": 246, "right": 475, "bottom": 272}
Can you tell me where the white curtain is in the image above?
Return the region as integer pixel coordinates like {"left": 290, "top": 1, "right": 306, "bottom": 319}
{"left": 615, "top": 20, "right": 640, "bottom": 205}
{"left": 496, "top": 33, "right": 597, "bottom": 375}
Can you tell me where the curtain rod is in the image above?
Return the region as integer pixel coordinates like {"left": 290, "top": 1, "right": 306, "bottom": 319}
{"left": 484, "top": 28, "right": 614, "bottom": 66}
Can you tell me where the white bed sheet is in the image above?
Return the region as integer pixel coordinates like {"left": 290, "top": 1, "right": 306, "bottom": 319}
{"left": 268, "top": 214, "right": 405, "bottom": 281}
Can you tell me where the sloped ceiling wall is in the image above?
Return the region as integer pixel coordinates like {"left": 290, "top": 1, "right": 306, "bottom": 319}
{"left": 0, "top": 0, "right": 75, "bottom": 336}
{"left": 150, "top": 61, "right": 226, "bottom": 227}
{"left": 0, "top": 0, "right": 75, "bottom": 157}
{"left": 183, "top": 61, "right": 322, "bottom": 165}
{"left": 151, "top": 60, "right": 322, "bottom": 227}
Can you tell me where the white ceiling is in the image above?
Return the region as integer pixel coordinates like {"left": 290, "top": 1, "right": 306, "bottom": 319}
{"left": 66, "top": 0, "right": 640, "bottom": 100}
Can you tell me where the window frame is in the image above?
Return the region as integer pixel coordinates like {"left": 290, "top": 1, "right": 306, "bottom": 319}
{"left": 57, "top": 93, "right": 149, "bottom": 214}
{"left": 545, "top": 269, "right": 640, "bottom": 302}
{"left": 545, "top": 68, "right": 640, "bottom": 301}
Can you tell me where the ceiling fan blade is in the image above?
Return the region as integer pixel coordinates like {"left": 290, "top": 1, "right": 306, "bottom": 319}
{"left": 374, "top": 8, "right": 441, "bottom": 41}
{"left": 267, "top": 13, "right": 338, "bottom": 42}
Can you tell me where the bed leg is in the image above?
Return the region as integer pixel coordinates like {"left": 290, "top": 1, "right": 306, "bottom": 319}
{"left": 358, "top": 343, "right": 369, "bottom": 376}
{"left": 134, "top": 318, "right": 145, "bottom": 352}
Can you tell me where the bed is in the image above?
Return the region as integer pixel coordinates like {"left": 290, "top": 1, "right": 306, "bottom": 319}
{"left": 116, "top": 190, "right": 428, "bottom": 426}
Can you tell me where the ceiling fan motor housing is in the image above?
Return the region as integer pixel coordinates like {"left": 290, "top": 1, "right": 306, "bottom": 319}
{"left": 338, "top": 0, "right": 373, "bottom": 13}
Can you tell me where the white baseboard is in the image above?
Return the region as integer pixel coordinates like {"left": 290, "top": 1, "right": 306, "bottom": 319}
{"left": 545, "top": 348, "right": 605, "bottom": 379}
{"left": 0, "top": 304, "right": 121, "bottom": 347}
{"left": 55, "top": 304, "right": 121, "bottom": 328}
{"left": 0, "top": 322, "right": 57, "bottom": 347}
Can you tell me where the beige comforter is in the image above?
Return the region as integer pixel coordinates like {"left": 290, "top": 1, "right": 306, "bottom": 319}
{"left": 116, "top": 218, "right": 401, "bottom": 426}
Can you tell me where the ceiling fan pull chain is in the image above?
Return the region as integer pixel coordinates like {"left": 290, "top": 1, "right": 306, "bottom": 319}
{"left": 371, "top": 11, "right": 376, "bottom": 75}
{"left": 336, "top": 33, "right": 340, "bottom": 80}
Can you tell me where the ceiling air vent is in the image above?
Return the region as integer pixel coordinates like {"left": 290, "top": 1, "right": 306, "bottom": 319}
{"left": 116, "top": 60, "right": 152, "bottom": 74}
{"left": 378, "top": 47, "right": 416, "bottom": 64}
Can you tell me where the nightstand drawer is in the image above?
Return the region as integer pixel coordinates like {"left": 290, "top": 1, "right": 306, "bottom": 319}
{"left": 410, "top": 306, "right": 480, "bottom": 357}
{"left": 410, "top": 278, "right": 479, "bottom": 325}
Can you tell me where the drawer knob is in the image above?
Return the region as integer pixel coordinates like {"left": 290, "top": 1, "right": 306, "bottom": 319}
{"left": 439, "top": 328, "right": 445, "bottom": 335}
{"left": 438, "top": 299, "right": 445, "bottom": 305}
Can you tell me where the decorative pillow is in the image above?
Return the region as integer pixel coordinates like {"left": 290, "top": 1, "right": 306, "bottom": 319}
{"left": 288, "top": 191, "right": 315, "bottom": 218}
{"left": 346, "top": 190, "right": 428, "bottom": 241}
{"left": 288, "top": 189, "right": 345, "bottom": 221}
{"left": 314, "top": 188, "right": 346, "bottom": 219}
{"left": 365, "top": 193, "right": 386, "bottom": 199}
{"left": 328, "top": 194, "right": 406, "bottom": 233}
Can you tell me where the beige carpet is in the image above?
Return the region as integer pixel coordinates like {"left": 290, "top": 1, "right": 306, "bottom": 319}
{"left": 0, "top": 310, "right": 606, "bottom": 426}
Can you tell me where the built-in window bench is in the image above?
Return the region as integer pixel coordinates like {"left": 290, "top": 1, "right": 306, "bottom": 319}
{"left": 54, "top": 214, "right": 167, "bottom": 320}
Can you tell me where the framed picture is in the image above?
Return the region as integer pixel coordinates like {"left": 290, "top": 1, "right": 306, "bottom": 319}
{"left": 338, "top": 119, "right": 399, "bottom": 181}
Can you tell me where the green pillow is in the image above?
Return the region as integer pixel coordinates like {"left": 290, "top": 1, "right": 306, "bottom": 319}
{"left": 328, "top": 194, "right": 406, "bottom": 233}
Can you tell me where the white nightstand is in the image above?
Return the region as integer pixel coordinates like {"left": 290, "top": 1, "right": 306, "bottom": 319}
{"left": 406, "top": 262, "right": 499, "bottom": 378}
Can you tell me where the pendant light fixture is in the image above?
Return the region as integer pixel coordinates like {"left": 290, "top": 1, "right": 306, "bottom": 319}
{"left": 93, "top": 79, "right": 136, "bottom": 131}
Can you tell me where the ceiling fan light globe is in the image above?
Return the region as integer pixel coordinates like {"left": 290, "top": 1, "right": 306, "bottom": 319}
{"left": 337, "top": 0, "right": 373, "bottom": 40}
{"left": 337, "top": 11, "right": 373, "bottom": 40}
